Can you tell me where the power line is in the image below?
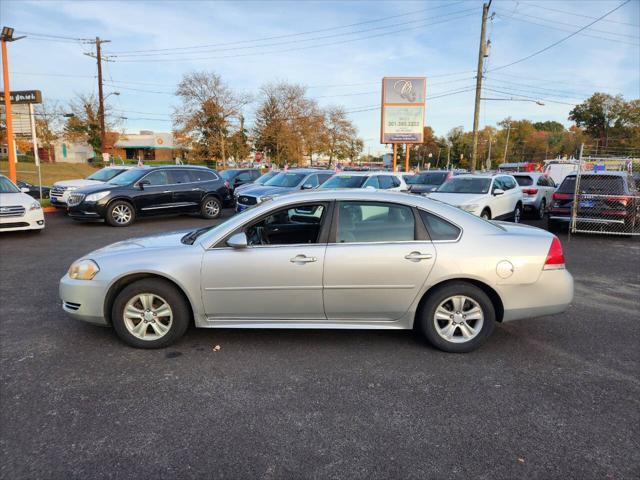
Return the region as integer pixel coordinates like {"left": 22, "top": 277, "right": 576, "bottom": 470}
{"left": 522, "top": 3, "right": 639, "bottom": 28}
{"left": 482, "top": 87, "right": 577, "bottom": 105}
{"left": 489, "top": 1, "right": 633, "bottom": 73}
{"left": 113, "top": 11, "right": 477, "bottom": 63}
{"left": 107, "top": 1, "right": 464, "bottom": 55}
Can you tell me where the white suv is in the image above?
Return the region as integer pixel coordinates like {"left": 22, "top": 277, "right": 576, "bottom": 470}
{"left": 321, "top": 171, "right": 408, "bottom": 191}
{"left": 429, "top": 173, "right": 523, "bottom": 222}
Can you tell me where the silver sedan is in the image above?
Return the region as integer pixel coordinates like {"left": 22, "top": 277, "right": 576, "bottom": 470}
{"left": 60, "top": 189, "right": 573, "bottom": 353}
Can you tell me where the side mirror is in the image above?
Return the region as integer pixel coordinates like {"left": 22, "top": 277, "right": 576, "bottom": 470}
{"left": 493, "top": 188, "right": 505, "bottom": 196}
{"left": 20, "top": 187, "right": 30, "bottom": 193}
{"left": 227, "top": 232, "right": 248, "bottom": 249}
{"left": 301, "top": 183, "right": 314, "bottom": 190}
{"left": 138, "top": 180, "right": 150, "bottom": 190}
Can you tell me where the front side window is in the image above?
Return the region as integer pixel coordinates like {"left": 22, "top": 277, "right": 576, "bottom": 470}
{"left": 336, "top": 201, "right": 415, "bottom": 243}
{"left": 143, "top": 170, "right": 169, "bottom": 186}
{"left": 236, "top": 171, "right": 252, "bottom": 182}
{"left": 363, "top": 176, "right": 380, "bottom": 189}
{"left": 502, "top": 176, "right": 517, "bottom": 190}
{"left": 419, "top": 210, "right": 461, "bottom": 241}
{"left": 244, "top": 203, "right": 326, "bottom": 246}
{"left": 378, "top": 175, "right": 394, "bottom": 189}
{"left": 303, "top": 174, "right": 319, "bottom": 188}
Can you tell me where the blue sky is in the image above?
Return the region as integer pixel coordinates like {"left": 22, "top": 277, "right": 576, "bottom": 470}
{"left": 2, "top": 0, "right": 639, "bottom": 154}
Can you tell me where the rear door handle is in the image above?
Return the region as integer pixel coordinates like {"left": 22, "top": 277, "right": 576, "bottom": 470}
{"left": 404, "top": 251, "right": 433, "bottom": 261}
{"left": 163, "top": 190, "right": 171, "bottom": 194}
{"left": 290, "top": 255, "right": 317, "bottom": 264}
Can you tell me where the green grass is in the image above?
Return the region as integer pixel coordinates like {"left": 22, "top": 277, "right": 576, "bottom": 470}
{"left": 0, "top": 161, "right": 99, "bottom": 186}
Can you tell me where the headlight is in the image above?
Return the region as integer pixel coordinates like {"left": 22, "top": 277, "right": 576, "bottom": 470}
{"left": 85, "top": 191, "right": 110, "bottom": 202}
{"left": 29, "top": 201, "right": 41, "bottom": 211}
{"left": 459, "top": 204, "right": 479, "bottom": 213}
{"left": 68, "top": 259, "right": 100, "bottom": 280}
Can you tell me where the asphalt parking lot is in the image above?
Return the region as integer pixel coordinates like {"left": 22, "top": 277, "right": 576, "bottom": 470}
{"left": 1, "top": 210, "right": 639, "bottom": 479}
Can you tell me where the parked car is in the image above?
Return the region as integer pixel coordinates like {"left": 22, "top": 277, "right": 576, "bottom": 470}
{"left": 512, "top": 173, "right": 556, "bottom": 219}
{"left": 16, "top": 180, "right": 51, "bottom": 199}
{"left": 235, "top": 169, "right": 333, "bottom": 212}
{"left": 543, "top": 160, "right": 579, "bottom": 186}
{"left": 50, "top": 166, "right": 133, "bottom": 207}
{"left": 219, "top": 169, "right": 262, "bottom": 196}
{"left": 320, "top": 171, "right": 408, "bottom": 191}
{"left": 234, "top": 170, "right": 279, "bottom": 195}
{"left": 66, "top": 166, "right": 230, "bottom": 227}
{"left": 548, "top": 171, "right": 639, "bottom": 232}
{"left": 0, "top": 175, "right": 45, "bottom": 233}
{"left": 60, "top": 189, "right": 573, "bottom": 352}
{"left": 403, "top": 170, "right": 452, "bottom": 195}
{"left": 429, "top": 173, "right": 524, "bottom": 222}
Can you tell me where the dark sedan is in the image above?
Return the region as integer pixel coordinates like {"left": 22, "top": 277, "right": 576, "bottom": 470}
{"left": 17, "top": 180, "right": 51, "bottom": 199}
{"left": 404, "top": 170, "right": 452, "bottom": 195}
{"left": 66, "top": 166, "right": 230, "bottom": 226}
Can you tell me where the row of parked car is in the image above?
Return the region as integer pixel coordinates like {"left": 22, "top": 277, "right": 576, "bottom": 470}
{"left": 1, "top": 163, "right": 638, "bottom": 232}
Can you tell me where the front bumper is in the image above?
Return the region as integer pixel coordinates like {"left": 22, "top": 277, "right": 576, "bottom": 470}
{"left": 59, "top": 274, "right": 110, "bottom": 326}
{"left": 0, "top": 208, "right": 45, "bottom": 232}
{"left": 499, "top": 268, "right": 574, "bottom": 322}
{"left": 67, "top": 201, "right": 107, "bottom": 220}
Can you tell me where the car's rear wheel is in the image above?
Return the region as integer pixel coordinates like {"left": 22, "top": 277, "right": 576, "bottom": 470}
{"left": 111, "top": 278, "right": 190, "bottom": 349}
{"left": 200, "top": 196, "right": 221, "bottom": 219}
{"left": 537, "top": 199, "right": 546, "bottom": 220}
{"left": 513, "top": 203, "right": 522, "bottom": 223}
{"left": 480, "top": 208, "right": 491, "bottom": 220}
{"left": 418, "top": 282, "right": 495, "bottom": 353}
{"left": 106, "top": 200, "right": 135, "bottom": 227}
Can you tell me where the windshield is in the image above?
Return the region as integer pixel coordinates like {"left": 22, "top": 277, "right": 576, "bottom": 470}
{"left": 256, "top": 171, "right": 278, "bottom": 184}
{"left": 88, "top": 168, "right": 126, "bottom": 182}
{"left": 107, "top": 169, "right": 147, "bottom": 186}
{"left": 321, "top": 175, "right": 367, "bottom": 188}
{"left": 264, "top": 172, "right": 305, "bottom": 188}
{"left": 437, "top": 177, "right": 492, "bottom": 194}
{"left": 409, "top": 172, "right": 449, "bottom": 185}
{"left": 219, "top": 170, "right": 240, "bottom": 180}
{"left": 0, "top": 176, "right": 20, "bottom": 193}
{"left": 514, "top": 175, "right": 534, "bottom": 186}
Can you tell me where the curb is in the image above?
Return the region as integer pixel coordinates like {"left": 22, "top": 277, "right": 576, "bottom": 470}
{"left": 43, "top": 207, "right": 61, "bottom": 214}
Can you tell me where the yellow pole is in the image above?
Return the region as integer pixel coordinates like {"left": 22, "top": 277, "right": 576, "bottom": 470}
{"left": 405, "top": 143, "right": 410, "bottom": 172}
{"left": 1, "top": 39, "right": 17, "bottom": 183}
{"left": 392, "top": 144, "right": 397, "bottom": 172}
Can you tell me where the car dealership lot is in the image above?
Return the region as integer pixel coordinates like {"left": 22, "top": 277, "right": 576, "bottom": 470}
{"left": 1, "top": 212, "right": 639, "bottom": 479}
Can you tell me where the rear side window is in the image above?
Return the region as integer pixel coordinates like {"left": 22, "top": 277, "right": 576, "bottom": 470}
{"left": 318, "top": 173, "right": 333, "bottom": 184}
{"left": 514, "top": 176, "right": 534, "bottom": 187}
{"left": 189, "top": 170, "right": 217, "bottom": 182}
{"left": 391, "top": 176, "right": 401, "bottom": 187}
{"left": 378, "top": 176, "right": 394, "bottom": 189}
{"left": 419, "top": 210, "right": 461, "bottom": 241}
{"left": 363, "top": 176, "right": 380, "bottom": 189}
{"left": 336, "top": 202, "right": 415, "bottom": 243}
{"left": 168, "top": 169, "right": 191, "bottom": 184}
{"left": 503, "top": 176, "right": 517, "bottom": 189}
{"left": 143, "top": 170, "right": 169, "bottom": 186}
{"left": 251, "top": 170, "right": 261, "bottom": 180}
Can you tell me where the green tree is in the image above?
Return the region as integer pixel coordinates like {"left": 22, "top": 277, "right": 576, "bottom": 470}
{"left": 63, "top": 93, "right": 104, "bottom": 155}
{"left": 568, "top": 93, "right": 635, "bottom": 147}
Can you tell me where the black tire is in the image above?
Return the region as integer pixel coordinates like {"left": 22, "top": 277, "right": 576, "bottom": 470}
{"left": 417, "top": 282, "right": 495, "bottom": 353}
{"left": 480, "top": 208, "right": 491, "bottom": 220}
{"left": 537, "top": 199, "right": 546, "bottom": 220}
{"left": 106, "top": 200, "right": 136, "bottom": 227}
{"left": 111, "top": 278, "right": 190, "bottom": 349}
{"left": 200, "top": 196, "right": 222, "bottom": 219}
{"left": 513, "top": 203, "right": 523, "bottom": 223}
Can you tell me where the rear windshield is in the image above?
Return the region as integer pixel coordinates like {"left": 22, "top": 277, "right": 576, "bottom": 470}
{"left": 559, "top": 175, "right": 626, "bottom": 194}
{"left": 513, "top": 175, "right": 534, "bottom": 186}
{"left": 410, "top": 172, "right": 449, "bottom": 185}
{"left": 321, "top": 175, "right": 367, "bottom": 188}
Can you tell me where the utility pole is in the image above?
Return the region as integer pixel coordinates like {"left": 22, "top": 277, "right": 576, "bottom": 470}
{"left": 486, "top": 134, "right": 492, "bottom": 170}
{"left": 85, "top": 37, "right": 110, "bottom": 155}
{"left": 470, "top": 1, "right": 492, "bottom": 173}
{"left": 502, "top": 122, "right": 511, "bottom": 164}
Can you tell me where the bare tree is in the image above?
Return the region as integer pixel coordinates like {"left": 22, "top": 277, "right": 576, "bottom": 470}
{"left": 173, "top": 71, "right": 250, "bottom": 164}
{"left": 322, "top": 106, "right": 358, "bottom": 165}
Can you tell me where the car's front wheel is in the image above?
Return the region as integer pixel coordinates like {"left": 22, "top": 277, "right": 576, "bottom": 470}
{"left": 513, "top": 203, "right": 522, "bottom": 223}
{"left": 111, "top": 278, "right": 190, "bottom": 348}
{"left": 106, "top": 200, "right": 136, "bottom": 227}
{"left": 200, "top": 196, "right": 222, "bottom": 219}
{"left": 417, "top": 282, "right": 495, "bottom": 353}
{"left": 537, "top": 198, "right": 547, "bottom": 220}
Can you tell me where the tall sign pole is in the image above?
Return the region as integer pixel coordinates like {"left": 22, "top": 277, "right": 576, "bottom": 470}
{"left": 392, "top": 144, "right": 397, "bottom": 172}
{"left": 470, "top": 1, "right": 491, "bottom": 173}
{"left": 1, "top": 37, "right": 17, "bottom": 182}
{"left": 404, "top": 144, "right": 410, "bottom": 172}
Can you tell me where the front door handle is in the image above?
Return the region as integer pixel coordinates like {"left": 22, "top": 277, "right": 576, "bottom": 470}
{"left": 163, "top": 190, "right": 171, "bottom": 194}
{"left": 290, "top": 255, "right": 317, "bottom": 264}
{"left": 404, "top": 251, "right": 433, "bottom": 261}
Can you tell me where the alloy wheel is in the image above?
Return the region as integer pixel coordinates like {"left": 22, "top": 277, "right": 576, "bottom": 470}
{"left": 112, "top": 204, "right": 132, "bottom": 224}
{"left": 205, "top": 199, "right": 220, "bottom": 217}
{"left": 538, "top": 199, "right": 546, "bottom": 220}
{"left": 123, "top": 293, "right": 173, "bottom": 341}
{"left": 433, "top": 295, "right": 484, "bottom": 343}
{"left": 514, "top": 206, "right": 522, "bottom": 223}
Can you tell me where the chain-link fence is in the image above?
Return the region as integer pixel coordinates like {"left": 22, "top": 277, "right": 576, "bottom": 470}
{"left": 570, "top": 156, "right": 640, "bottom": 236}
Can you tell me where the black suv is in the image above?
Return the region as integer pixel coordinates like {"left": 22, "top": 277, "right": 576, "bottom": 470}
{"left": 66, "top": 166, "right": 230, "bottom": 226}
{"left": 219, "top": 169, "right": 262, "bottom": 195}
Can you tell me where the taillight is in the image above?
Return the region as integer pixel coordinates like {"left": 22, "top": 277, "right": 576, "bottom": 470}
{"left": 523, "top": 188, "right": 538, "bottom": 195}
{"left": 224, "top": 180, "right": 230, "bottom": 189}
{"left": 552, "top": 192, "right": 572, "bottom": 200}
{"left": 544, "top": 236, "right": 565, "bottom": 270}
{"left": 607, "top": 195, "right": 630, "bottom": 206}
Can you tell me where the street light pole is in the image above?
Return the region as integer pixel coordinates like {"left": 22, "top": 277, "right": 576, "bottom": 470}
{"left": 1, "top": 27, "right": 25, "bottom": 183}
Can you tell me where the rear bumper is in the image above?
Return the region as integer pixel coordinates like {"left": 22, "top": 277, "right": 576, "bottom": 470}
{"left": 549, "top": 215, "right": 626, "bottom": 225}
{"left": 498, "top": 268, "right": 574, "bottom": 322}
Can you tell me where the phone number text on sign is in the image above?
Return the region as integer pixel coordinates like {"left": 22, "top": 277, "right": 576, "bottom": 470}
{"left": 382, "top": 106, "right": 424, "bottom": 143}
